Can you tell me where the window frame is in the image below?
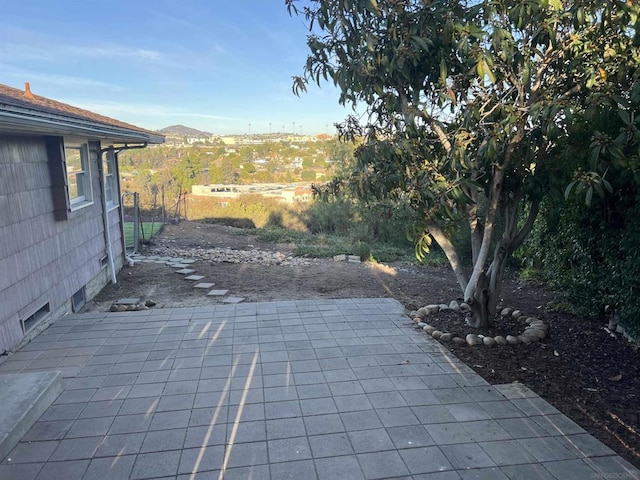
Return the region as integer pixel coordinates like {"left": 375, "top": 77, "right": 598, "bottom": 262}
{"left": 63, "top": 138, "right": 93, "bottom": 210}
{"left": 103, "top": 149, "right": 119, "bottom": 208}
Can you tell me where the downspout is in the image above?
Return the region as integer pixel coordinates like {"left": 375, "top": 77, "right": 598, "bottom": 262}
{"left": 97, "top": 146, "right": 118, "bottom": 284}
{"left": 99, "top": 143, "right": 148, "bottom": 284}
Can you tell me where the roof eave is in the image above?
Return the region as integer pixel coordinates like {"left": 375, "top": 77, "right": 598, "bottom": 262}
{"left": 0, "top": 107, "right": 165, "bottom": 145}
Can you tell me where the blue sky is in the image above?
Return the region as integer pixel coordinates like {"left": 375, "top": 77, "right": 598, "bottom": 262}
{"left": 0, "top": 0, "right": 357, "bottom": 135}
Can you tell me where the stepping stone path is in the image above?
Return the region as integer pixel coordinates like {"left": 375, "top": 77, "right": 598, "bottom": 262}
{"left": 127, "top": 254, "right": 244, "bottom": 305}
{"left": 207, "top": 289, "right": 229, "bottom": 296}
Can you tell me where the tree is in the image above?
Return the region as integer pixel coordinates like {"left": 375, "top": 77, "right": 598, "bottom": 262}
{"left": 288, "top": 0, "right": 640, "bottom": 327}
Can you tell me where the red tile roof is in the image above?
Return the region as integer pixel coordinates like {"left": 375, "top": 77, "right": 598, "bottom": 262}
{"left": 0, "top": 83, "right": 163, "bottom": 140}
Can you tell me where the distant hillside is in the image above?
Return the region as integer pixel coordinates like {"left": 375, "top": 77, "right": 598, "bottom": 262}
{"left": 159, "top": 125, "right": 211, "bottom": 137}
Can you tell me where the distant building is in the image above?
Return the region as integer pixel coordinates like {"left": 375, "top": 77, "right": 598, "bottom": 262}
{"left": 191, "top": 183, "right": 313, "bottom": 204}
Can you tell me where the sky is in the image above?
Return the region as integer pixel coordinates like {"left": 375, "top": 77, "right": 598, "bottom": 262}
{"left": 0, "top": 0, "right": 359, "bottom": 135}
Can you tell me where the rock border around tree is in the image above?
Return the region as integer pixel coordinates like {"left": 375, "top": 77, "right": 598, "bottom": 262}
{"left": 409, "top": 302, "right": 548, "bottom": 347}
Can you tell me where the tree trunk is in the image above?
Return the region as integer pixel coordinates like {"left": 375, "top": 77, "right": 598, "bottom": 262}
{"left": 465, "top": 271, "right": 495, "bottom": 329}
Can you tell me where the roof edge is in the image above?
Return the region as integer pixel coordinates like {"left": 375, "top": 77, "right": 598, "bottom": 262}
{"left": 0, "top": 105, "right": 164, "bottom": 144}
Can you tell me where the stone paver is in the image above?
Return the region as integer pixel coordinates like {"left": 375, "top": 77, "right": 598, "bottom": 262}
{"left": 222, "top": 297, "right": 245, "bottom": 304}
{"left": 183, "top": 275, "right": 205, "bottom": 281}
{"left": 207, "top": 289, "right": 229, "bottom": 296}
{"left": 175, "top": 268, "right": 196, "bottom": 275}
{"left": 193, "top": 283, "right": 215, "bottom": 289}
{"left": 1, "top": 298, "right": 638, "bottom": 480}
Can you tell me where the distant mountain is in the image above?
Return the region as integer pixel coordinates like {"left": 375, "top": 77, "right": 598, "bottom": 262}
{"left": 158, "top": 125, "right": 211, "bottom": 137}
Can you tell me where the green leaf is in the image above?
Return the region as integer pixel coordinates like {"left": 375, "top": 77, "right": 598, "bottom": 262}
{"left": 618, "top": 109, "right": 631, "bottom": 126}
{"left": 548, "top": 0, "right": 562, "bottom": 11}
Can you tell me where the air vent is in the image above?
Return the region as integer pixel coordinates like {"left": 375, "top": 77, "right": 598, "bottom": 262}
{"left": 72, "top": 287, "right": 86, "bottom": 312}
{"left": 22, "top": 303, "right": 50, "bottom": 333}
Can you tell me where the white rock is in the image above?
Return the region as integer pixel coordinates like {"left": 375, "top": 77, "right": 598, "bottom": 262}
{"left": 417, "top": 322, "right": 427, "bottom": 328}
{"left": 506, "top": 335, "right": 519, "bottom": 345}
{"left": 452, "top": 337, "right": 466, "bottom": 345}
{"left": 423, "top": 325, "right": 436, "bottom": 335}
{"left": 439, "top": 304, "right": 450, "bottom": 311}
{"left": 483, "top": 337, "right": 497, "bottom": 346}
{"left": 501, "top": 308, "right": 513, "bottom": 316}
{"left": 517, "top": 335, "right": 533, "bottom": 344}
{"left": 512, "top": 310, "right": 523, "bottom": 319}
{"left": 431, "top": 330, "right": 443, "bottom": 339}
{"left": 440, "top": 333, "right": 453, "bottom": 342}
{"left": 449, "top": 300, "right": 459, "bottom": 309}
{"left": 524, "top": 328, "right": 546, "bottom": 339}
{"left": 494, "top": 336, "right": 508, "bottom": 345}
{"left": 466, "top": 334, "right": 482, "bottom": 346}
{"left": 459, "top": 303, "right": 470, "bottom": 312}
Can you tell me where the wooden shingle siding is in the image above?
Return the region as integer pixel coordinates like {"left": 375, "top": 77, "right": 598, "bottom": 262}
{"left": 0, "top": 134, "right": 122, "bottom": 353}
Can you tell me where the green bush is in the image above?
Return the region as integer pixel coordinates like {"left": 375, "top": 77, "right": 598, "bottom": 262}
{"left": 520, "top": 194, "right": 640, "bottom": 339}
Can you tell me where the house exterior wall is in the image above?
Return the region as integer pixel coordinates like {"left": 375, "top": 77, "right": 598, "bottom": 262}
{"left": 0, "top": 134, "right": 122, "bottom": 353}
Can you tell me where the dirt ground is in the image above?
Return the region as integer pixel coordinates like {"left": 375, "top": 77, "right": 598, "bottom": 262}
{"left": 85, "top": 221, "right": 640, "bottom": 469}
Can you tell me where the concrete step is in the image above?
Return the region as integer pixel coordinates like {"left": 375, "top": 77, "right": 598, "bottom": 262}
{"left": 0, "top": 371, "right": 62, "bottom": 461}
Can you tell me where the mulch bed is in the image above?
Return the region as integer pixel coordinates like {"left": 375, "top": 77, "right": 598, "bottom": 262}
{"left": 422, "top": 307, "right": 640, "bottom": 468}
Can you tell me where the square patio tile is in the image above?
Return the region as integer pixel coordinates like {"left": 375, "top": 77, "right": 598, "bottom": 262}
{"left": 348, "top": 428, "right": 395, "bottom": 453}
{"left": 315, "top": 455, "right": 365, "bottom": 480}
{"left": 357, "top": 450, "right": 410, "bottom": 479}
{"left": 440, "top": 443, "right": 496, "bottom": 469}
{"left": 131, "top": 450, "right": 181, "bottom": 478}
{"left": 268, "top": 436, "right": 312, "bottom": 463}
{"left": 270, "top": 459, "right": 317, "bottom": 480}
{"left": 5, "top": 441, "right": 58, "bottom": 463}
{"left": 83, "top": 455, "right": 136, "bottom": 480}
{"left": 309, "top": 432, "right": 353, "bottom": 458}
{"left": 478, "top": 440, "right": 537, "bottom": 466}
{"left": 399, "top": 446, "right": 454, "bottom": 475}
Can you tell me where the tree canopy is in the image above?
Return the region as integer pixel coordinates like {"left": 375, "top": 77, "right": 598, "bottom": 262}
{"left": 288, "top": 0, "right": 640, "bottom": 327}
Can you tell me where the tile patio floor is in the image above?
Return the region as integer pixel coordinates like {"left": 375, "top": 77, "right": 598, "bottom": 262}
{"left": 0, "top": 298, "right": 638, "bottom": 479}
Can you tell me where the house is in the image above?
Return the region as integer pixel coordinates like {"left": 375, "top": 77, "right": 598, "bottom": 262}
{"left": 0, "top": 83, "right": 164, "bottom": 354}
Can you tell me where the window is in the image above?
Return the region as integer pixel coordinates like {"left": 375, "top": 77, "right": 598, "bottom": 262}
{"left": 104, "top": 149, "right": 118, "bottom": 207}
{"left": 64, "top": 140, "right": 92, "bottom": 208}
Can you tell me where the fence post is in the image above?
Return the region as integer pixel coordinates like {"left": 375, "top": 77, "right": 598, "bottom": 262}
{"left": 132, "top": 192, "right": 139, "bottom": 253}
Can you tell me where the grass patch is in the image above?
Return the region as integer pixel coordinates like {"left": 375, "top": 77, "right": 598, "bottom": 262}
{"left": 124, "top": 222, "right": 164, "bottom": 248}
{"left": 246, "top": 227, "right": 436, "bottom": 263}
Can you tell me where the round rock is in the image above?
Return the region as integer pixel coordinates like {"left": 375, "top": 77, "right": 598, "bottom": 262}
{"left": 417, "top": 322, "right": 427, "bottom": 328}
{"left": 452, "top": 336, "right": 466, "bottom": 345}
{"left": 439, "top": 333, "right": 453, "bottom": 342}
{"left": 524, "top": 328, "right": 546, "bottom": 339}
{"left": 506, "top": 335, "right": 519, "bottom": 345}
{"left": 459, "top": 302, "right": 470, "bottom": 312}
{"left": 431, "top": 330, "right": 443, "bottom": 339}
{"left": 501, "top": 308, "right": 513, "bottom": 316}
{"left": 466, "top": 334, "right": 482, "bottom": 346}
{"left": 517, "top": 335, "right": 533, "bottom": 344}
{"left": 512, "top": 310, "right": 523, "bottom": 319}
{"left": 494, "top": 335, "right": 508, "bottom": 345}
{"left": 483, "top": 337, "right": 497, "bottom": 346}
{"left": 423, "top": 325, "right": 436, "bottom": 335}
